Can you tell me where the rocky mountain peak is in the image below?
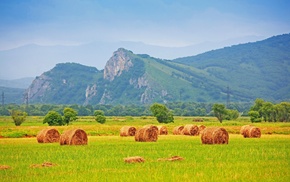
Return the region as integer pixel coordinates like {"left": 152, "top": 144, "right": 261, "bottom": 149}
{"left": 103, "top": 48, "right": 133, "bottom": 81}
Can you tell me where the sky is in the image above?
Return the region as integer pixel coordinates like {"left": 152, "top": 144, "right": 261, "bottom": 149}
{"left": 0, "top": 0, "right": 290, "bottom": 80}
{"left": 1, "top": 0, "right": 290, "bottom": 50}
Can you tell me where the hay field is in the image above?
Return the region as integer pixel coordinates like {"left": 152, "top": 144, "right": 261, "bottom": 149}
{"left": 0, "top": 134, "right": 290, "bottom": 181}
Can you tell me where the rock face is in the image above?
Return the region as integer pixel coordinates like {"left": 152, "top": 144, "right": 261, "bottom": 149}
{"left": 26, "top": 74, "right": 52, "bottom": 102}
{"left": 103, "top": 48, "right": 133, "bottom": 81}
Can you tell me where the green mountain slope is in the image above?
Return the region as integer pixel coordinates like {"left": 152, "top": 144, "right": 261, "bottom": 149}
{"left": 173, "top": 33, "right": 290, "bottom": 102}
{"left": 26, "top": 63, "right": 101, "bottom": 104}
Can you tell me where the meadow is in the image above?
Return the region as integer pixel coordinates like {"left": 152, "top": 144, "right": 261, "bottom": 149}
{"left": 0, "top": 116, "right": 290, "bottom": 181}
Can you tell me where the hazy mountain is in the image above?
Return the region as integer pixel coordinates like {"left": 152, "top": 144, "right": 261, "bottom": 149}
{"left": 0, "top": 77, "right": 34, "bottom": 89}
{"left": 0, "top": 35, "right": 264, "bottom": 80}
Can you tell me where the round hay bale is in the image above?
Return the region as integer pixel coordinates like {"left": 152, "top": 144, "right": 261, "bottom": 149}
{"left": 240, "top": 125, "right": 251, "bottom": 135}
{"left": 60, "top": 129, "right": 88, "bottom": 145}
{"left": 36, "top": 128, "right": 60, "bottom": 143}
{"left": 173, "top": 126, "right": 184, "bottom": 135}
{"left": 198, "top": 125, "right": 206, "bottom": 134}
{"left": 135, "top": 125, "right": 158, "bottom": 142}
{"left": 157, "top": 126, "right": 168, "bottom": 135}
{"left": 201, "top": 127, "right": 229, "bottom": 144}
{"left": 242, "top": 125, "right": 261, "bottom": 138}
{"left": 182, "top": 124, "right": 199, "bottom": 136}
{"left": 120, "top": 126, "right": 137, "bottom": 137}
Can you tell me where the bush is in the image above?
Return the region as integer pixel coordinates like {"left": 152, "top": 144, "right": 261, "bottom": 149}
{"left": 94, "top": 110, "right": 106, "bottom": 124}
{"left": 11, "top": 110, "right": 27, "bottom": 126}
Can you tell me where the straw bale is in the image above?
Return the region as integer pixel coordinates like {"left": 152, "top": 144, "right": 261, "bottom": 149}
{"left": 173, "top": 126, "right": 184, "bottom": 135}
{"left": 60, "top": 129, "right": 88, "bottom": 145}
{"left": 36, "top": 128, "right": 60, "bottom": 143}
{"left": 198, "top": 125, "right": 206, "bottom": 134}
{"left": 242, "top": 125, "right": 261, "bottom": 138}
{"left": 201, "top": 127, "right": 229, "bottom": 144}
{"left": 120, "top": 126, "right": 136, "bottom": 136}
{"left": 157, "top": 126, "right": 168, "bottom": 135}
{"left": 124, "top": 156, "right": 145, "bottom": 163}
{"left": 182, "top": 124, "right": 199, "bottom": 136}
{"left": 135, "top": 125, "right": 158, "bottom": 142}
{"left": 240, "top": 125, "right": 251, "bottom": 135}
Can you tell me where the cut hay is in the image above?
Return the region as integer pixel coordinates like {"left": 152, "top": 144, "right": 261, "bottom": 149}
{"left": 157, "top": 126, "right": 168, "bottom": 135}
{"left": 30, "top": 162, "right": 58, "bottom": 168}
{"left": 182, "top": 124, "right": 199, "bottom": 136}
{"left": 198, "top": 125, "right": 206, "bottom": 134}
{"left": 36, "top": 128, "right": 60, "bottom": 143}
{"left": 157, "top": 156, "right": 184, "bottom": 162}
{"left": 135, "top": 125, "right": 158, "bottom": 142}
{"left": 0, "top": 165, "right": 10, "bottom": 170}
{"left": 173, "top": 126, "right": 184, "bottom": 135}
{"left": 60, "top": 129, "right": 88, "bottom": 145}
{"left": 120, "top": 126, "right": 136, "bottom": 137}
{"left": 201, "top": 127, "right": 229, "bottom": 144}
{"left": 124, "top": 156, "right": 145, "bottom": 163}
{"left": 241, "top": 125, "right": 261, "bottom": 138}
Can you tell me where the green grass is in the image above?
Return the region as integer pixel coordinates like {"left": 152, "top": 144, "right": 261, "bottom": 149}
{"left": 0, "top": 135, "right": 289, "bottom": 181}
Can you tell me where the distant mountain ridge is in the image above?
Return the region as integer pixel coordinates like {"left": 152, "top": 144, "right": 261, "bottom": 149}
{"left": 2, "top": 33, "right": 290, "bottom": 104}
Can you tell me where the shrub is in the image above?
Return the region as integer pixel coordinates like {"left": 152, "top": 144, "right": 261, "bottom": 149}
{"left": 11, "top": 110, "right": 27, "bottom": 126}
{"left": 94, "top": 110, "right": 106, "bottom": 124}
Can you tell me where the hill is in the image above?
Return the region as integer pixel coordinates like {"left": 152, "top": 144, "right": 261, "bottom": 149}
{"left": 22, "top": 33, "right": 290, "bottom": 105}
{"left": 173, "top": 34, "right": 290, "bottom": 102}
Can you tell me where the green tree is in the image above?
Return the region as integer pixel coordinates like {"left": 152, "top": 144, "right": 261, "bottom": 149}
{"left": 225, "top": 109, "right": 240, "bottom": 120}
{"left": 11, "top": 110, "right": 27, "bottom": 126}
{"left": 212, "top": 103, "right": 227, "bottom": 123}
{"left": 63, "top": 107, "right": 78, "bottom": 125}
{"left": 150, "top": 103, "right": 174, "bottom": 123}
{"left": 43, "top": 111, "right": 63, "bottom": 126}
{"left": 250, "top": 98, "right": 265, "bottom": 117}
{"left": 248, "top": 110, "right": 262, "bottom": 123}
{"left": 94, "top": 110, "right": 106, "bottom": 124}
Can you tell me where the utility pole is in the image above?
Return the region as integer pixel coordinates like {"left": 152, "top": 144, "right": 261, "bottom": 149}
{"left": 24, "top": 93, "right": 29, "bottom": 108}
{"left": 226, "top": 86, "right": 230, "bottom": 108}
{"left": 1, "top": 91, "right": 4, "bottom": 106}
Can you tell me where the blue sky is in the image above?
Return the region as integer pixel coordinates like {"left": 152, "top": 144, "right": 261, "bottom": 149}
{"left": 1, "top": 0, "right": 290, "bottom": 50}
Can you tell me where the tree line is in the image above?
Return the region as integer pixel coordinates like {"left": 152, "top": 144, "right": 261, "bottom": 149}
{"left": 0, "top": 102, "right": 252, "bottom": 117}
{"left": 248, "top": 99, "right": 290, "bottom": 122}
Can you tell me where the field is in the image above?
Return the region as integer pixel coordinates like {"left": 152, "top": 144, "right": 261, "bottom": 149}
{"left": 1, "top": 116, "right": 290, "bottom": 181}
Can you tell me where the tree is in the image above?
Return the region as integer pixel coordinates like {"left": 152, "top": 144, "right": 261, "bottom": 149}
{"left": 150, "top": 103, "right": 174, "bottom": 123}
{"left": 94, "top": 110, "right": 106, "bottom": 124}
{"left": 225, "top": 109, "right": 240, "bottom": 120}
{"left": 43, "top": 111, "right": 63, "bottom": 126}
{"left": 248, "top": 111, "right": 262, "bottom": 123}
{"left": 63, "top": 107, "right": 78, "bottom": 125}
{"left": 11, "top": 110, "right": 27, "bottom": 126}
{"left": 212, "top": 104, "right": 227, "bottom": 123}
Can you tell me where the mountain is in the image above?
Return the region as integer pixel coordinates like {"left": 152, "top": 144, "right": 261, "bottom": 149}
{"left": 173, "top": 34, "right": 290, "bottom": 102}
{"left": 0, "top": 87, "right": 25, "bottom": 104}
{"left": 0, "top": 77, "right": 34, "bottom": 89}
{"left": 0, "top": 36, "right": 264, "bottom": 80}
{"left": 22, "top": 33, "right": 290, "bottom": 105}
{"left": 26, "top": 63, "right": 100, "bottom": 104}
